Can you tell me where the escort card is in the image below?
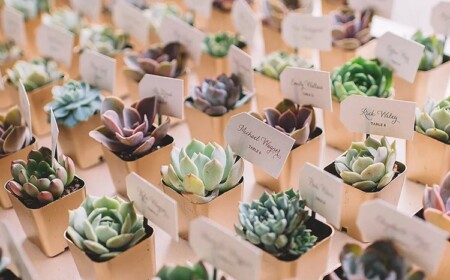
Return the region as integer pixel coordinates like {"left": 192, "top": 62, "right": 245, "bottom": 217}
{"left": 348, "top": 0, "right": 394, "bottom": 18}
{"left": 340, "top": 96, "right": 415, "bottom": 140}
{"left": 281, "top": 13, "right": 332, "bottom": 51}
{"left": 190, "top": 217, "right": 261, "bottom": 280}
{"left": 370, "top": 15, "right": 415, "bottom": 39}
{"left": 298, "top": 163, "right": 343, "bottom": 228}
{"left": 224, "top": 113, "right": 295, "bottom": 178}
{"left": 50, "top": 108, "right": 59, "bottom": 167}
{"left": 1, "top": 6, "right": 26, "bottom": 47}
{"left": 18, "top": 80, "right": 32, "bottom": 130}
{"left": 159, "top": 16, "right": 205, "bottom": 64}
{"left": 126, "top": 172, "right": 179, "bottom": 241}
{"left": 184, "top": 0, "right": 213, "bottom": 18}
{"left": 376, "top": 32, "right": 424, "bottom": 82}
{"left": 431, "top": 2, "right": 450, "bottom": 36}
{"left": 70, "top": 0, "right": 101, "bottom": 20}
{"left": 112, "top": 1, "right": 149, "bottom": 45}
{"left": 139, "top": 74, "right": 184, "bottom": 119}
{"left": 79, "top": 50, "right": 116, "bottom": 94}
{"left": 231, "top": 0, "right": 260, "bottom": 48}
{"left": 280, "top": 67, "right": 332, "bottom": 111}
{"left": 357, "top": 200, "right": 449, "bottom": 276}
{"left": 36, "top": 24, "right": 75, "bottom": 67}
{"left": 228, "top": 45, "right": 254, "bottom": 92}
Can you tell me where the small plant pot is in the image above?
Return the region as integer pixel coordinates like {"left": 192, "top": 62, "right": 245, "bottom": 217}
{"left": 406, "top": 131, "right": 450, "bottom": 186}
{"left": 5, "top": 177, "right": 86, "bottom": 257}
{"left": 254, "top": 71, "right": 282, "bottom": 113}
{"left": 323, "top": 160, "right": 406, "bottom": 242}
{"left": 253, "top": 127, "right": 324, "bottom": 192}
{"left": 65, "top": 223, "right": 156, "bottom": 280}
{"left": 323, "top": 100, "right": 365, "bottom": 151}
{"left": 162, "top": 178, "right": 243, "bottom": 240}
{"left": 184, "top": 96, "right": 253, "bottom": 147}
{"left": 58, "top": 114, "right": 104, "bottom": 169}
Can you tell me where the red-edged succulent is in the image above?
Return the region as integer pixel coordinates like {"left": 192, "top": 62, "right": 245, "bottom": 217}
{"left": 331, "top": 6, "right": 373, "bottom": 50}
{"left": 423, "top": 172, "right": 450, "bottom": 234}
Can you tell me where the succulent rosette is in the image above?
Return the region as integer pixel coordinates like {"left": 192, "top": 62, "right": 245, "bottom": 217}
{"left": 203, "top": 32, "right": 246, "bottom": 58}
{"left": 156, "top": 262, "right": 211, "bottom": 280}
{"left": 42, "top": 8, "right": 84, "bottom": 34}
{"left": 0, "top": 106, "right": 33, "bottom": 159}
{"left": 423, "top": 172, "right": 450, "bottom": 234}
{"left": 331, "top": 57, "right": 393, "bottom": 102}
{"left": 0, "top": 40, "right": 22, "bottom": 64}
{"left": 255, "top": 51, "right": 313, "bottom": 80}
{"left": 79, "top": 25, "right": 131, "bottom": 57}
{"left": 262, "top": 0, "right": 313, "bottom": 29}
{"left": 5, "top": 0, "right": 49, "bottom": 19}
{"left": 415, "top": 97, "right": 450, "bottom": 144}
{"left": 412, "top": 31, "right": 445, "bottom": 71}
{"left": 331, "top": 6, "right": 373, "bottom": 50}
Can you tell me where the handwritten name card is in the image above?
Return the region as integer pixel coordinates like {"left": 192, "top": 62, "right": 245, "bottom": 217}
{"left": 431, "top": 2, "right": 450, "bottom": 36}
{"left": 79, "top": 50, "right": 116, "bottom": 93}
{"left": 229, "top": 45, "right": 254, "bottom": 92}
{"left": 112, "top": 1, "right": 149, "bottom": 45}
{"left": 1, "top": 6, "right": 26, "bottom": 46}
{"left": 70, "top": 0, "right": 101, "bottom": 20}
{"left": 348, "top": 0, "right": 394, "bottom": 18}
{"left": 184, "top": 0, "right": 213, "bottom": 18}
{"left": 18, "top": 80, "right": 32, "bottom": 130}
{"left": 37, "top": 24, "right": 74, "bottom": 67}
{"left": 231, "top": 0, "right": 260, "bottom": 48}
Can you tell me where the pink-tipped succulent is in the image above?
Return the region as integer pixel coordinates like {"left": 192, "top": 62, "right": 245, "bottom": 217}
{"left": 0, "top": 106, "right": 33, "bottom": 159}
{"left": 423, "top": 172, "right": 450, "bottom": 234}
{"left": 331, "top": 6, "right": 373, "bottom": 50}
{"left": 251, "top": 99, "right": 316, "bottom": 147}
{"left": 89, "top": 96, "right": 171, "bottom": 159}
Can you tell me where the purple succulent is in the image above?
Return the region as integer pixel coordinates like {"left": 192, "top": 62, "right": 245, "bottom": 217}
{"left": 0, "top": 106, "right": 33, "bottom": 159}
{"left": 331, "top": 6, "right": 373, "bottom": 50}
{"left": 423, "top": 172, "right": 450, "bottom": 233}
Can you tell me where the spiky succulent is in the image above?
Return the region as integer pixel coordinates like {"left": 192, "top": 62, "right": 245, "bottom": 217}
{"left": 123, "top": 42, "right": 188, "bottom": 82}
{"left": 89, "top": 96, "right": 170, "bottom": 159}
{"left": 255, "top": 51, "right": 313, "bottom": 80}
{"left": 262, "top": 0, "right": 313, "bottom": 29}
{"left": 415, "top": 97, "right": 450, "bottom": 144}
{"left": 79, "top": 25, "right": 131, "bottom": 57}
{"left": 339, "top": 240, "right": 426, "bottom": 280}
{"left": 423, "top": 172, "right": 450, "bottom": 234}
{"left": 6, "top": 147, "right": 76, "bottom": 205}
{"left": 331, "top": 57, "right": 393, "bottom": 102}
{"left": 0, "top": 106, "right": 32, "bottom": 159}
{"left": 4, "top": 0, "right": 49, "bottom": 19}
{"left": 412, "top": 31, "right": 445, "bottom": 71}
{"left": 190, "top": 73, "right": 252, "bottom": 116}
{"left": 251, "top": 99, "right": 316, "bottom": 147}
{"left": 235, "top": 189, "right": 317, "bottom": 260}
{"left": 42, "top": 8, "right": 84, "bottom": 34}
{"left": 0, "top": 40, "right": 22, "bottom": 64}
{"left": 6, "top": 58, "right": 63, "bottom": 91}
{"left": 67, "top": 195, "right": 146, "bottom": 261}
{"left": 156, "top": 262, "right": 212, "bottom": 280}
{"left": 331, "top": 6, "right": 373, "bottom": 50}
{"left": 0, "top": 248, "right": 10, "bottom": 275}
{"left": 44, "top": 80, "right": 103, "bottom": 128}
{"left": 161, "top": 139, "right": 244, "bottom": 203}
{"left": 334, "top": 136, "right": 397, "bottom": 192}
{"left": 203, "top": 32, "right": 246, "bottom": 58}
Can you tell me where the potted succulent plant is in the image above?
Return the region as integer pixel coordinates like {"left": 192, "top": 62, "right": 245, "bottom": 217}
{"left": 161, "top": 139, "right": 244, "bottom": 239}
{"left": 0, "top": 40, "right": 23, "bottom": 109}
{"left": 320, "top": 5, "right": 374, "bottom": 72}
{"left": 235, "top": 189, "right": 333, "bottom": 280}
{"left": 250, "top": 99, "right": 323, "bottom": 192}
{"left": 406, "top": 97, "right": 450, "bottom": 186}
{"left": 122, "top": 41, "right": 189, "bottom": 101}
{"left": 325, "top": 56, "right": 394, "bottom": 150}
{"left": 65, "top": 195, "right": 155, "bottom": 280}
{"left": 184, "top": 73, "right": 253, "bottom": 146}
{"left": 44, "top": 80, "right": 104, "bottom": 169}
{"left": 394, "top": 31, "right": 450, "bottom": 108}
{"left": 0, "top": 248, "right": 20, "bottom": 280}
{"left": 323, "top": 136, "right": 406, "bottom": 241}
{"left": 90, "top": 96, "right": 173, "bottom": 196}
{"left": 0, "top": 106, "right": 36, "bottom": 209}
{"left": 4, "top": 57, "right": 65, "bottom": 136}
{"left": 156, "top": 261, "right": 222, "bottom": 280}
{"left": 254, "top": 51, "right": 313, "bottom": 112}
{"left": 4, "top": 146, "right": 86, "bottom": 257}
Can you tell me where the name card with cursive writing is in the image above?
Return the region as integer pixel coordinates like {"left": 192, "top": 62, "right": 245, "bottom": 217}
{"left": 190, "top": 217, "right": 261, "bottom": 280}
{"left": 280, "top": 67, "right": 332, "bottom": 111}
{"left": 348, "top": 0, "right": 394, "bottom": 18}
{"left": 36, "top": 24, "right": 74, "bottom": 67}
{"left": 139, "top": 74, "right": 184, "bottom": 119}
{"left": 231, "top": 0, "right": 260, "bottom": 48}
{"left": 281, "top": 13, "right": 332, "bottom": 51}
{"left": 126, "top": 172, "right": 179, "bottom": 241}
{"left": 70, "top": 0, "right": 101, "bottom": 20}
{"left": 50, "top": 108, "right": 59, "bottom": 168}
{"left": 376, "top": 32, "right": 424, "bottom": 83}
{"left": 357, "top": 200, "right": 448, "bottom": 276}
{"left": 184, "top": 0, "right": 213, "bottom": 18}
{"left": 431, "top": 2, "right": 450, "bottom": 36}
{"left": 229, "top": 45, "right": 254, "bottom": 92}
{"left": 160, "top": 16, "right": 205, "bottom": 64}
{"left": 370, "top": 16, "right": 415, "bottom": 39}
{"left": 299, "top": 163, "right": 343, "bottom": 228}
{"left": 225, "top": 113, "right": 295, "bottom": 178}
{"left": 18, "top": 80, "right": 32, "bottom": 130}
{"left": 1, "top": 6, "right": 26, "bottom": 47}
{"left": 340, "top": 95, "right": 415, "bottom": 140}
{"left": 79, "top": 50, "right": 116, "bottom": 94}
{"left": 113, "top": 1, "right": 149, "bottom": 45}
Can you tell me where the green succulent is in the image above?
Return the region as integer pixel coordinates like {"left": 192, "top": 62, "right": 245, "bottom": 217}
{"left": 412, "top": 31, "right": 444, "bottom": 71}
{"left": 235, "top": 189, "right": 317, "bottom": 260}
{"left": 67, "top": 195, "right": 146, "bottom": 261}
{"left": 156, "top": 262, "right": 212, "bottom": 280}
{"left": 203, "top": 32, "right": 246, "bottom": 58}
{"left": 44, "top": 80, "right": 102, "bottom": 128}
{"left": 161, "top": 139, "right": 244, "bottom": 203}
{"left": 334, "top": 136, "right": 397, "bottom": 192}
{"left": 6, "top": 147, "right": 76, "bottom": 205}
{"left": 415, "top": 96, "right": 450, "bottom": 144}
{"left": 255, "top": 51, "right": 313, "bottom": 80}
{"left": 0, "top": 106, "right": 33, "bottom": 159}
{"left": 5, "top": 0, "right": 49, "bottom": 19}
{"left": 0, "top": 40, "right": 22, "bottom": 64}
{"left": 79, "top": 25, "right": 131, "bottom": 57}
{"left": 331, "top": 57, "right": 393, "bottom": 102}
{"left": 42, "top": 8, "right": 84, "bottom": 34}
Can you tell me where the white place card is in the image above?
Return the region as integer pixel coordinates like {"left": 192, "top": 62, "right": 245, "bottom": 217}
{"left": 70, "top": 0, "right": 101, "bottom": 20}
{"left": 50, "top": 108, "right": 59, "bottom": 167}
{"left": 340, "top": 96, "right": 415, "bottom": 140}
{"left": 184, "top": 0, "right": 213, "bottom": 18}
{"left": 370, "top": 15, "right": 416, "bottom": 39}
{"left": 79, "top": 50, "right": 116, "bottom": 94}
{"left": 376, "top": 32, "right": 424, "bottom": 83}
{"left": 36, "top": 24, "right": 74, "bottom": 67}
{"left": 159, "top": 16, "right": 205, "bottom": 64}
{"left": 348, "top": 0, "right": 394, "bottom": 19}
{"left": 431, "top": 2, "right": 450, "bottom": 36}
{"left": 139, "top": 74, "right": 184, "bottom": 119}
{"left": 228, "top": 45, "right": 254, "bottom": 92}
{"left": 280, "top": 67, "right": 332, "bottom": 111}
{"left": 18, "top": 80, "right": 32, "bottom": 130}
{"left": 112, "top": 1, "right": 149, "bottom": 45}
{"left": 231, "top": 0, "right": 260, "bottom": 48}
{"left": 281, "top": 13, "right": 332, "bottom": 51}
{"left": 1, "top": 6, "right": 26, "bottom": 47}
{"left": 357, "top": 200, "right": 449, "bottom": 276}
{"left": 225, "top": 113, "right": 295, "bottom": 178}
{"left": 190, "top": 217, "right": 261, "bottom": 280}
{"left": 299, "top": 163, "right": 343, "bottom": 228}
{"left": 126, "top": 172, "right": 179, "bottom": 241}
